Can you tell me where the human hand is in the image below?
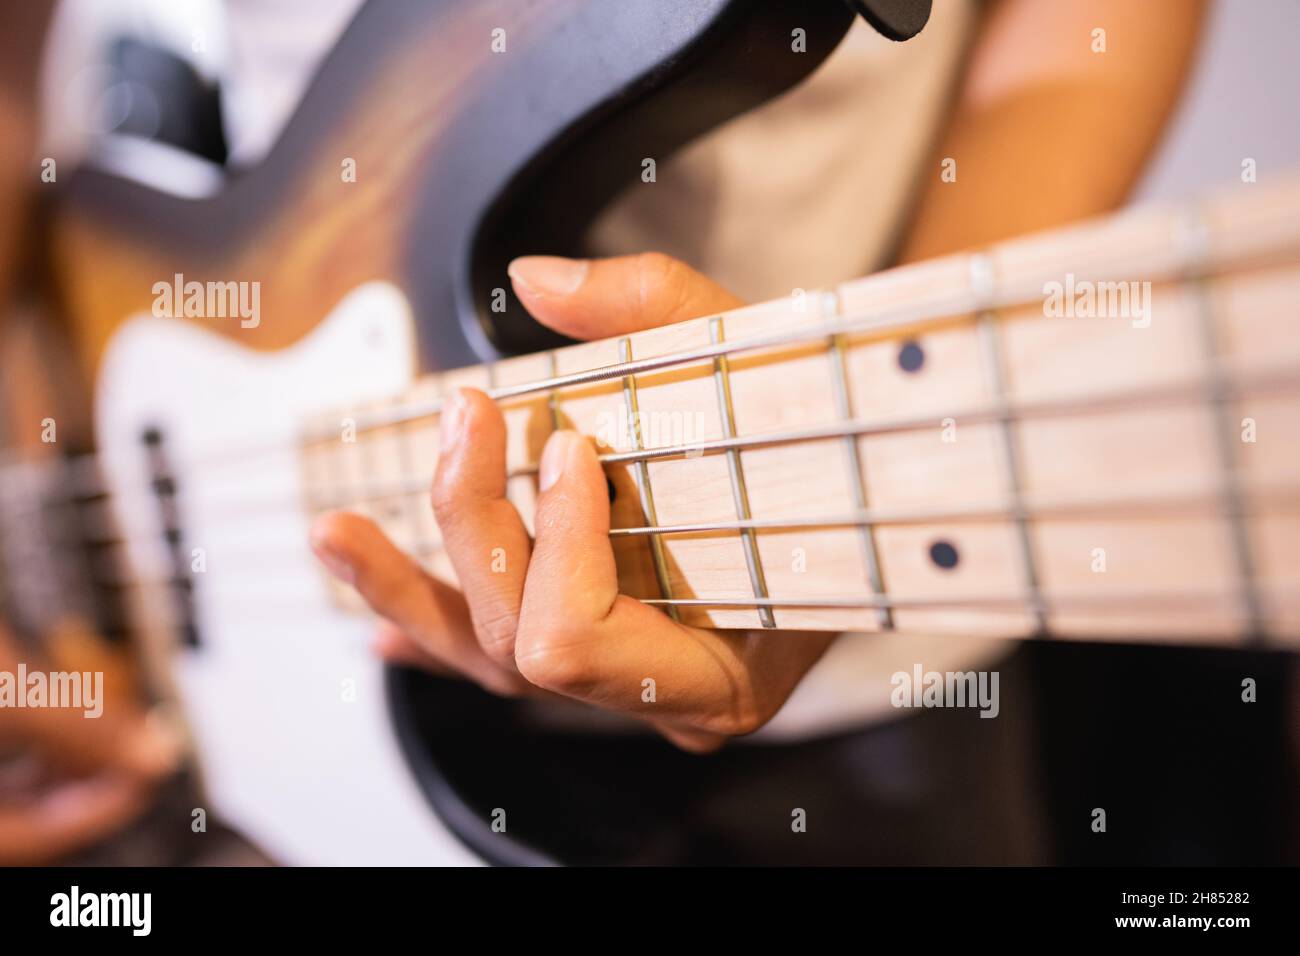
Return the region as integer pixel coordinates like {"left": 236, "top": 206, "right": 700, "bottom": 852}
{"left": 310, "top": 254, "right": 835, "bottom": 751}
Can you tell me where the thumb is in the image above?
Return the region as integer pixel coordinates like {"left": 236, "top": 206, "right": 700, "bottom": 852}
{"left": 507, "top": 252, "right": 743, "bottom": 341}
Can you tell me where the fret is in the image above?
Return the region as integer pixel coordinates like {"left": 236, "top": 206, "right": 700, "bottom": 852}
{"left": 546, "top": 350, "right": 562, "bottom": 431}
{"left": 412, "top": 377, "right": 444, "bottom": 560}
{"left": 972, "top": 252, "right": 1046, "bottom": 636}
{"left": 989, "top": 277, "right": 1235, "bottom": 640}
{"left": 1176, "top": 206, "right": 1265, "bottom": 641}
{"left": 1210, "top": 265, "right": 1300, "bottom": 637}
{"left": 618, "top": 336, "right": 679, "bottom": 622}
{"left": 400, "top": 375, "right": 444, "bottom": 564}
{"left": 354, "top": 402, "right": 386, "bottom": 530}
{"left": 1189, "top": 295, "right": 1263, "bottom": 639}
{"left": 393, "top": 398, "right": 432, "bottom": 559}
{"left": 618, "top": 340, "right": 681, "bottom": 624}
{"left": 708, "top": 316, "right": 775, "bottom": 628}
{"left": 492, "top": 350, "right": 558, "bottom": 541}
{"left": 824, "top": 291, "right": 891, "bottom": 630}
{"left": 318, "top": 412, "right": 369, "bottom": 609}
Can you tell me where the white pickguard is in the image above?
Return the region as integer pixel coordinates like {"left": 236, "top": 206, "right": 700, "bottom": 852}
{"left": 96, "top": 283, "right": 479, "bottom": 866}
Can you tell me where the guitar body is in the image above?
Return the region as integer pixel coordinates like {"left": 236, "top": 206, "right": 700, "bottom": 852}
{"left": 50, "top": 0, "right": 856, "bottom": 371}
{"left": 93, "top": 287, "right": 485, "bottom": 865}
{"left": 46, "top": 0, "right": 869, "bottom": 865}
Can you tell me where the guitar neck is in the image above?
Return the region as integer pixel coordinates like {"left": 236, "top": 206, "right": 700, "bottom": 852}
{"left": 302, "top": 177, "right": 1300, "bottom": 648}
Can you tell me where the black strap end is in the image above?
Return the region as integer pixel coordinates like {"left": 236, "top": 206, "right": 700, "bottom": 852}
{"left": 844, "top": 0, "right": 932, "bottom": 41}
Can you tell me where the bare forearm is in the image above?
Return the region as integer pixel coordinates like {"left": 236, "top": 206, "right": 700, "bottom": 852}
{"left": 898, "top": 0, "right": 1206, "bottom": 262}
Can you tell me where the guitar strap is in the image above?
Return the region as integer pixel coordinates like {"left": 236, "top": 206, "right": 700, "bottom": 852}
{"left": 846, "top": 0, "right": 933, "bottom": 41}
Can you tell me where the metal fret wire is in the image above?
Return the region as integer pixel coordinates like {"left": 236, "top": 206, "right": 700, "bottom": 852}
{"left": 824, "top": 288, "right": 892, "bottom": 630}
{"left": 618, "top": 337, "right": 679, "bottom": 622}
{"left": 972, "top": 252, "right": 1046, "bottom": 634}
{"left": 546, "top": 351, "right": 562, "bottom": 431}
{"left": 708, "top": 316, "right": 775, "bottom": 628}
{"left": 1179, "top": 208, "right": 1264, "bottom": 638}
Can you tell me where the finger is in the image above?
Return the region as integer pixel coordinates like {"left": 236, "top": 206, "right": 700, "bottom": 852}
{"left": 371, "top": 620, "right": 455, "bottom": 675}
{"left": 517, "top": 430, "right": 619, "bottom": 630}
{"left": 515, "top": 430, "right": 835, "bottom": 737}
{"left": 309, "top": 512, "right": 528, "bottom": 696}
{"left": 507, "top": 253, "right": 743, "bottom": 340}
{"left": 0, "top": 771, "right": 153, "bottom": 865}
{"left": 431, "top": 388, "right": 533, "bottom": 666}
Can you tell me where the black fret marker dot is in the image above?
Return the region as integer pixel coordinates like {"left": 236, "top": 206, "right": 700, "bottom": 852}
{"left": 928, "top": 540, "right": 959, "bottom": 570}
{"left": 898, "top": 340, "right": 925, "bottom": 373}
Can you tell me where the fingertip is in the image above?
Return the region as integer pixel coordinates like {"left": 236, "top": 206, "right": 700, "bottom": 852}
{"left": 371, "top": 621, "right": 411, "bottom": 661}
{"left": 507, "top": 255, "right": 590, "bottom": 298}
{"left": 538, "top": 429, "right": 569, "bottom": 493}
{"left": 538, "top": 429, "right": 596, "bottom": 493}
{"left": 508, "top": 256, "right": 600, "bottom": 339}
{"left": 458, "top": 387, "right": 506, "bottom": 431}
{"left": 309, "top": 510, "right": 352, "bottom": 550}
{"left": 309, "top": 511, "right": 361, "bottom": 584}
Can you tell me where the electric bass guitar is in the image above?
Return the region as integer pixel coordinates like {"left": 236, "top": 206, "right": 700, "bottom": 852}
{"left": 7, "top": 0, "right": 1298, "bottom": 864}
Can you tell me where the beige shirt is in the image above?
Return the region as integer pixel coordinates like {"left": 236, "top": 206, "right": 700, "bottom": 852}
{"left": 590, "top": 2, "right": 977, "bottom": 299}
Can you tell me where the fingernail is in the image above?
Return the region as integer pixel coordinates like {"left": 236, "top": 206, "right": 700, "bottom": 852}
{"left": 440, "top": 389, "right": 467, "bottom": 452}
{"left": 539, "top": 430, "right": 576, "bottom": 492}
{"left": 508, "top": 256, "right": 589, "bottom": 297}
{"left": 310, "top": 529, "right": 355, "bottom": 585}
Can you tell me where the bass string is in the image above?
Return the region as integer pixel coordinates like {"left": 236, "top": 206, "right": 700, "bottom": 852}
{"left": 5, "top": 228, "right": 1284, "bottom": 487}
{"left": 21, "top": 580, "right": 1300, "bottom": 638}
{"left": 16, "top": 478, "right": 1300, "bottom": 613}
{"left": 5, "top": 362, "right": 1299, "bottom": 549}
